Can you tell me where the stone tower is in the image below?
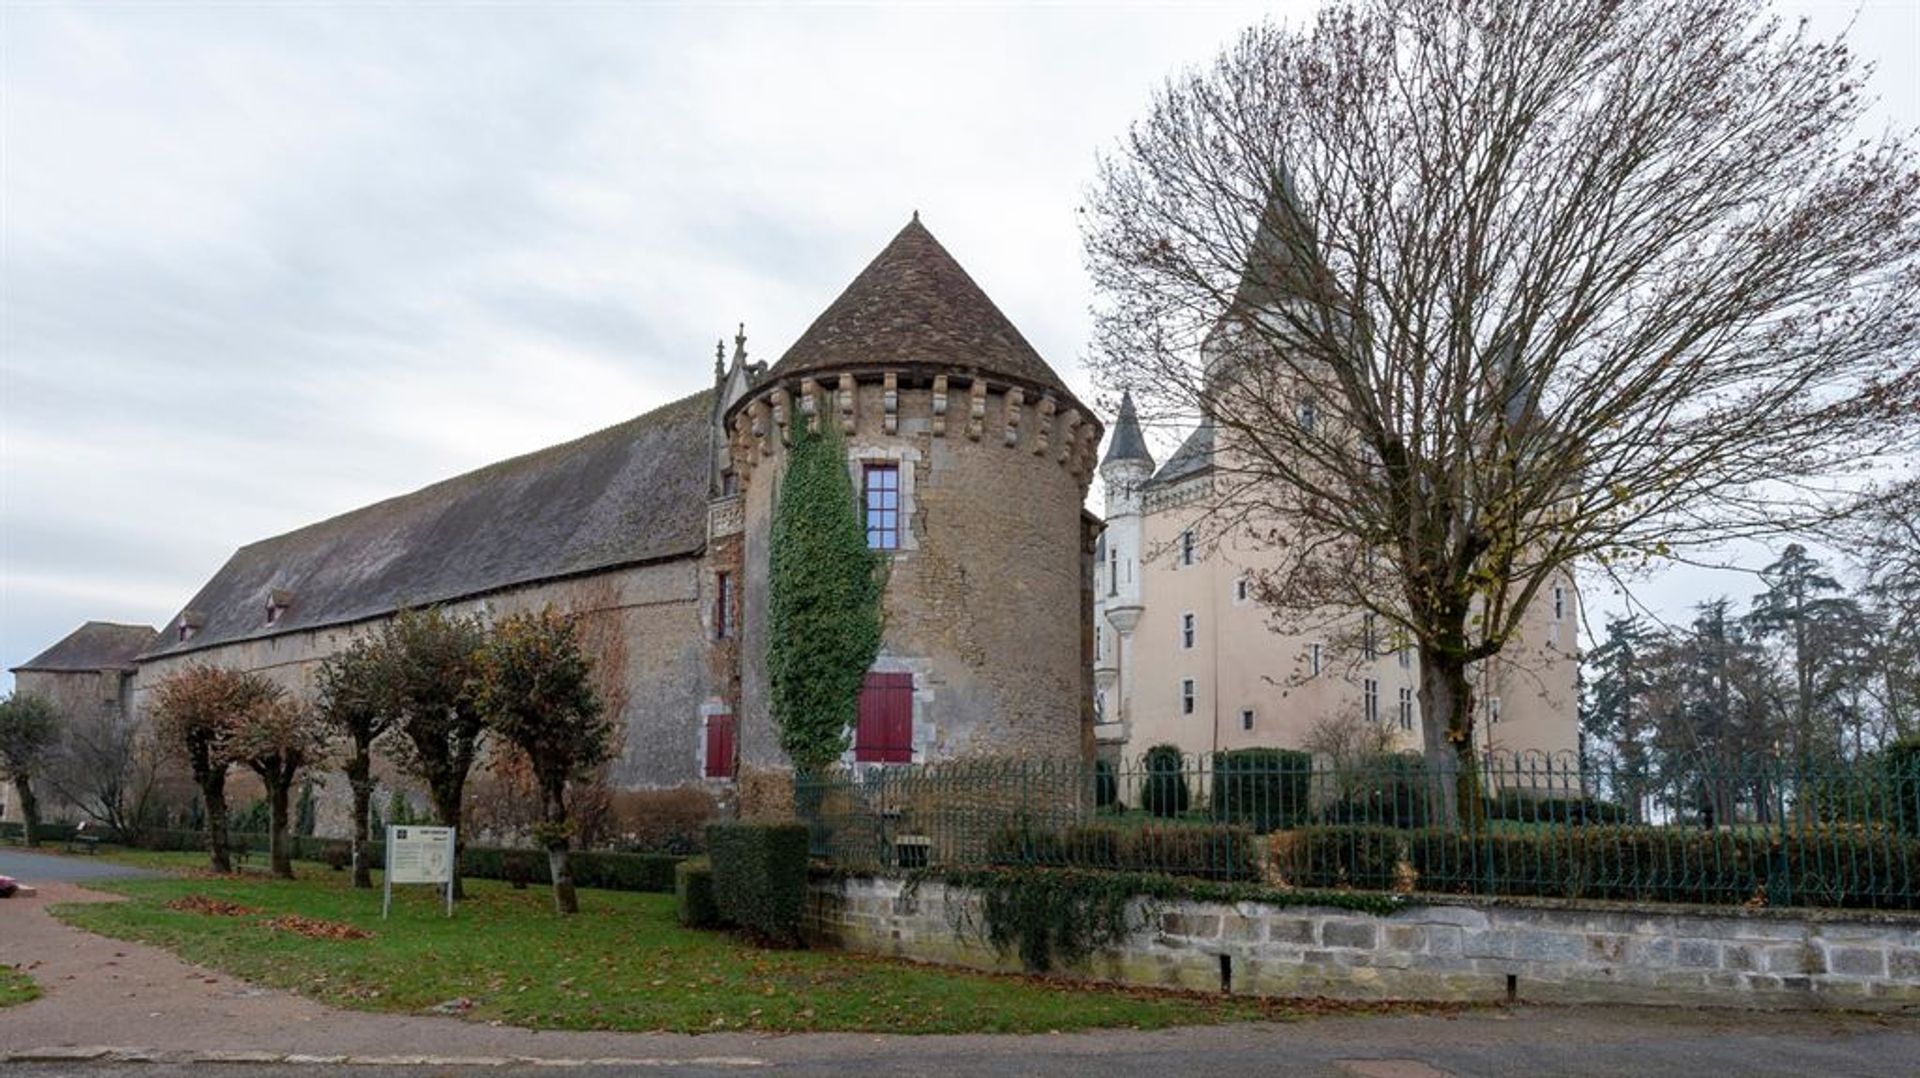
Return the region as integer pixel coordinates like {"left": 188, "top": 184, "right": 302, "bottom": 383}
{"left": 1094, "top": 390, "right": 1153, "bottom": 751}
{"left": 726, "top": 216, "right": 1103, "bottom": 769}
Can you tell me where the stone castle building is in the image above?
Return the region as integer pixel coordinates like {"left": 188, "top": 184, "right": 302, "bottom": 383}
{"left": 9, "top": 217, "right": 1102, "bottom": 819}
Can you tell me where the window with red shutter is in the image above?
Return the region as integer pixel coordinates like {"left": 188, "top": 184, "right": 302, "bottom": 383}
{"left": 854, "top": 672, "right": 914, "bottom": 763}
{"left": 704, "top": 714, "right": 736, "bottom": 778}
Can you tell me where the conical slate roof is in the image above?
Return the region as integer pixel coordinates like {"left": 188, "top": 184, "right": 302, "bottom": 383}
{"left": 1101, "top": 389, "right": 1154, "bottom": 469}
{"left": 760, "top": 216, "right": 1082, "bottom": 410}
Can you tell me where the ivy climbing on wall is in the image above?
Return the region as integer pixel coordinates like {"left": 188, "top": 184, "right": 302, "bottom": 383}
{"left": 767, "top": 422, "right": 886, "bottom": 774}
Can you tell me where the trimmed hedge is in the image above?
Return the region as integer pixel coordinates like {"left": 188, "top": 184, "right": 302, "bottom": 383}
{"left": 1484, "top": 791, "right": 1629, "bottom": 825}
{"left": 675, "top": 858, "right": 725, "bottom": 928}
{"left": 1316, "top": 754, "right": 1434, "bottom": 828}
{"left": 121, "top": 828, "right": 684, "bottom": 893}
{"left": 1211, "top": 748, "right": 1312, "bottom": 833}
{"left": 1281, "top": 823, "right": 1920, "bottom": 909}
{"left": 1888, "top": 737, "right": 1920, "bottom": 837}
{"left": 707, "top": 822, "right": 810, "bottom": 946}
{"left": 987, "top": 820, "right": 1261, "bottom": 883}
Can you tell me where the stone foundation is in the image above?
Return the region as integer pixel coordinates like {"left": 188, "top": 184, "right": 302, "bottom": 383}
{"left": 806, "top": 875, "right": 1920, "bottom": 1011}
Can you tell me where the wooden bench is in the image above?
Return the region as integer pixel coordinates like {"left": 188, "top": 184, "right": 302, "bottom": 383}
{"left": 64, "top": 833, "right": 101, "bottom": 855}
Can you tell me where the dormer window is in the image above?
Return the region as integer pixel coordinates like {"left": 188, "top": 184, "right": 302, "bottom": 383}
{"left": 177, "top": 610, "right": 206, "bottom": 643}
{"left": 265, "top": 589, "right": 294, "bottom": 627}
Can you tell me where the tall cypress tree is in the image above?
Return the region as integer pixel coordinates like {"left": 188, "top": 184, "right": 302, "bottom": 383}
{"left": 767, "top": 423, "right": 885, "bottom": 774}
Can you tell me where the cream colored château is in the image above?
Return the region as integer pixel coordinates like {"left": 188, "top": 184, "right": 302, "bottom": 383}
{"left": 1091, "top": 395, "right": 1581, "bottom": 765}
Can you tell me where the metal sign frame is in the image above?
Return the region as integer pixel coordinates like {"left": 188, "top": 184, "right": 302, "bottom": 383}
{"left": 382, "top": 824, "right": 456, "bottom": 919}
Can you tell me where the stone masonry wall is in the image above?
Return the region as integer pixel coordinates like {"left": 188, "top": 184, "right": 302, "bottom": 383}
{"left": 807, "top": 875, "right": 1920, "bottom": 1011}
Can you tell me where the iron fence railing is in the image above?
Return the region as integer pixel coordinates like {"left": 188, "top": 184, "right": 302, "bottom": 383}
{"left": 793, "top": 748, "right": 1920, "bottom": 910}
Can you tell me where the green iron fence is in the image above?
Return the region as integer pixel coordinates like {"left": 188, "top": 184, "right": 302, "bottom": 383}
{"left": 793, "top": 748, "right": 1920, "bottom": 911}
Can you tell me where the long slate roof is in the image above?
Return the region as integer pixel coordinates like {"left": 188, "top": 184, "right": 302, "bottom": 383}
{"left": 14, "top": 621, "right": 158, "bottom": 673}
{"left": 756, "top": 216, "right": 1085, "bottom": 414}
{"left": 142, "top": 389, "right": 714, "bottom": 660}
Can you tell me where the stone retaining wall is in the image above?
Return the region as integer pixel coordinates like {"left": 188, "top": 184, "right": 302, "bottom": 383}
{"left": 806, "top": 876, "right": 1920, "bottom": 1010}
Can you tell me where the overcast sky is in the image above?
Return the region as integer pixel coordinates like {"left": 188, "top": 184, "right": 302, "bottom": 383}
{"left": 3, "top": 1, "right": 1915, "bottom": 687}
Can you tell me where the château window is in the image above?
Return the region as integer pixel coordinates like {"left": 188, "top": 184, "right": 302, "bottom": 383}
{"left": 1553, "top": 585, "right": 1566, "bottom": 620}
{"left": 1240, "top": 708, "right": 1254, "bottom": 732}
{"left": 1398, "top": 686, "right": 1414, "bottom": 731}
{"left": 714, "top": 571, "right": 735, "bottom": 640}
{"left": 862, "top": 462, "right": 900, "bottom": 550}
{"left": 1298, "top": 396, "right": 1319, "bottom": 433}
{"left": 1108, "top": 548, "right": 1119, "bottom": 596}
{"left": 1364, "top": 678, "right": 1380, "bottom": 725}
{"left": 1309, "top": 642, "right": 1323, "bottom": 677}
{"left": 1181, "top": 678, "right": 1195, "bottom": 715}
{"left": 1234, "top": 576, "right": 1250, "bottom": 604}
{"left": 1489, "top": 696, "right": 1503, "bottom": 724}
{"left": 1181, "top": 612, "right": 1196, "bottom": 649}
{"left": 720, "top": 470, "right": 740, "bottom": 496}
{"left": 1180, "top": 530, "right": 1195, "bottom": 566}
{"left": 1362, "top": 614, "right": 1378, "bottom": 661}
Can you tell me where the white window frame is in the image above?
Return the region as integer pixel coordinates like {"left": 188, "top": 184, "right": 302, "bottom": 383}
{"left": 1364, "top": 678, "right": 1380, "bottom": 725}
{"left": 1398, "top": 686, "right": 1414, "bottom": 732}
{"left": 1240, "top": 708, "right": 1254, "bottom": 732}
{"left": 1181, "top": 612, "right": 1196, "bottom": 649}
{"left": 1180, "top": 530, "right": 1195, "bottom": 566}
{"left": 1362, "top": 614, "right": 1378, "bottom": 661}
{"left": 1181, "top": 678, "right": 1196, "bottom": 716}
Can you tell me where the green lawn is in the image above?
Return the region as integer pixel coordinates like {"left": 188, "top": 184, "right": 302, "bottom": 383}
{"left": 0, "top": 965, "right": 39, "bottom": 1008}
{"left": 51, "top": 853, "right": 1296, "bottom": 1034}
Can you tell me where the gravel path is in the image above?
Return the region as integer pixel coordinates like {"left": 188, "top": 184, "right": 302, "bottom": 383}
{"left": 2, "top": 877, "right": 1917, "bottom": 1076}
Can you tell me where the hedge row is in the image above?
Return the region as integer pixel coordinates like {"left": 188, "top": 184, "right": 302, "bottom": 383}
{"left": 113, "top": 828, "right": 683, "bottom": 894}
{"left": 987, "top": 820, "right": 1262, "bottom": 882}
{"left": 1284, "top": 824, "right": 1920, "bottom": 909}
{"left": 707, "top": 822, "right": 810, "bottom": 945}
{"left": 675, "top": 858, "right": 724, "bottom": 928}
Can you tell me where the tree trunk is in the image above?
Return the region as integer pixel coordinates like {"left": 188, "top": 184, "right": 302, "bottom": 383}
{"left": 543, "top": 782, "right": 577, "bottom": 915}
{"left": 15, "top": 776, "right": 40, "bottom": 848}
{"left": 202, "top": 780, "right": 231, "bottom": 873}
{"left": 427, "top": 778, "right": 467, "bottom": 900}
{"left": 348, "top": 748, "right": 375, "bottom": 890}
{"left": 266, "top": 777, "right": 294, "bottom": 880}
{"left": 1417, "top": 650, "right": 1484, "bottom": 830}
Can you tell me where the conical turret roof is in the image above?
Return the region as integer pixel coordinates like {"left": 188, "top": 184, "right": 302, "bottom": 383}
{"left": 1101, "top": 389, "right": 1154, "bottom": 469}
{"left": 758, "top": 216, "right": 1083, "bottom": 411}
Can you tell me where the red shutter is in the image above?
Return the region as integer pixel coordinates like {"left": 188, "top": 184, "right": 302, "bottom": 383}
{"left": 705, "top": 714, "right": 736, "bottom": 778}
{"left": 855, "top": 672, "right": 914, "bottom": 763}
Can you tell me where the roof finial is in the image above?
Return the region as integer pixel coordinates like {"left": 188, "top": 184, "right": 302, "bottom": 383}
{"left": 734, "top": 322, "right": 748, "bottom": 362}
{"left": 714, "top": 338, "right": 725, "bottom": 381}
{"left": 911, "top": 208, "right": 920, "bottom": 224}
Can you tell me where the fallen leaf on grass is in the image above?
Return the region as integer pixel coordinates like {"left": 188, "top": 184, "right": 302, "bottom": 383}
{"left": 260, "top": 915, "right": 372, "bottom": 941}
{"left": 166, "top": 896, "right": 260, "bottom": 917}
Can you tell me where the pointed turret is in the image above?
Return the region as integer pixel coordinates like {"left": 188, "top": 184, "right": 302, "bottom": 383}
{"left": 1100, "top": 390, "right": 1154, "bottom": 471}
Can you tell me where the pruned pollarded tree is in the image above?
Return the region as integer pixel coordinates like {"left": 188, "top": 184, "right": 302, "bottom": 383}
{"left": 150, "top": 665, "right": 285, "bottom": 872}
{"left": 225, "top": 692, "right": 329, "bottom": 879}
{"left": 0, "top": 693, "right": 62, "bottom": 847}
{"left": 475, "top": 606, "right": 613, "bottom": 914}
{"left": 314, "top": 635, "right": 397, "bottom": 888}
{"left": 378, "top": 606, "right": 488, "bottom": 898}
{"left": 1083, "top": 0, "right": 1920, "bottom": 822}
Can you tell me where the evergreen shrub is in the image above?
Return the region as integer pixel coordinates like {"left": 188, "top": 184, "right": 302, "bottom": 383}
{"left": 1210, "top": 748, "right": 1312, "bottom": 832}
{"left": 707, "top": 822, "right": 811, "bottom": 945}
{"left": 675, "top": 857, "right": 725, "bottom": 928}
{"left": 1141, "top": 744, "right": 1190, "bottom": 818}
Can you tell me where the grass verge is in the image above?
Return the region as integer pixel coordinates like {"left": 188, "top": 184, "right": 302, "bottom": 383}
{"left": 0, "top": 965, "right": 40, "bottom": 1007}
{"left": 49, "top": 852, "right": 1353, "bottom": 1034}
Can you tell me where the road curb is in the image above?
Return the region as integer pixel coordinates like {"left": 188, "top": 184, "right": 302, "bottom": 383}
{"left": 2, "top": 1047, "right": 769, "bottom": 1067}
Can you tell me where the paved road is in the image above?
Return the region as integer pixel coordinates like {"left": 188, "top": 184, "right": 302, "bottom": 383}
{"left": 0, "top": 849, "right": 163, "bottom": 883}
{"left": 3, "top": 873, "right": 1916, "bottom": 1076}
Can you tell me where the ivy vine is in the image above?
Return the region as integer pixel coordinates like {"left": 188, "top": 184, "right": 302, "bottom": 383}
{"left": 767, "top": 422, "right": 886, "bottom": 774}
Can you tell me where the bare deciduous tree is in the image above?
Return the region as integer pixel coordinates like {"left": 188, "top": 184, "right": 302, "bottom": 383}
{"left": 1083, "top": 0, "right": 1920, "bottom": 820}
{"left": 43, "top": 710, "right": 173, "bottom": 844}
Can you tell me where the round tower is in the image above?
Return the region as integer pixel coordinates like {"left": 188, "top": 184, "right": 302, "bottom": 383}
{"left": 727, "top": 217, "right": 1102, "bottom": 768}
{"left": 1096, "top": 390, "right": 1153, "bottom": 749}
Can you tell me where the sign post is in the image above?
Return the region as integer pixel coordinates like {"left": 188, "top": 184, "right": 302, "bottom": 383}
{"left": 383, "top": 825, "right": 456, "bottom": 919}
